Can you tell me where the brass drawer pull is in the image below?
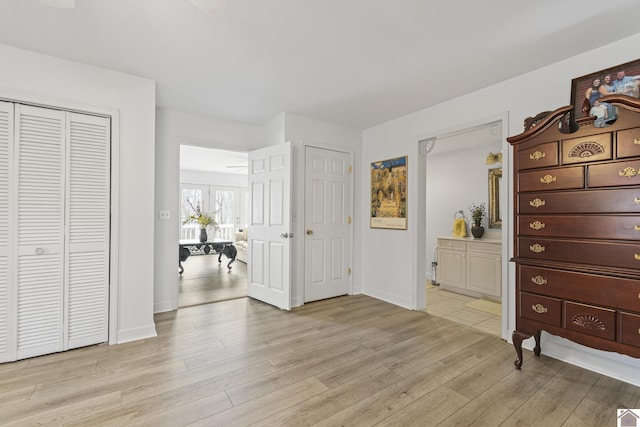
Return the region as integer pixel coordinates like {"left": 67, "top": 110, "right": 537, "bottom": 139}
{"left": 529, "top": 151, "right": 546, "bottom": 160}
{"left": 619, "top": 167, "right": 638, "bottom": 178}
{"left": 529, "top": 244, "right": 545, "bottom": 253}
{"left": 636, "top": 197, "right": 640, "bottom": 204}
{"left": 635, "top": 254, "right": 640, "bottom": 261}
{"left": 532, "top": 304, "right": 548, "bottom": 314}
{"left": 529, "top": 198, "right": 545, "bottom": 208}
{"left": 540, "top": 175, "right": 556, "bottom": 184}
{"left": 529, "top": 221, "right": 545, "bottom": 230}
{"left": 635, "top": 225, "right": 640, "bottom": 231}
{"left": 531, "top": 276, "right": 547, "bottom": 285}
{"left": 634, "top": 138, "right": 640, "bottom": 145}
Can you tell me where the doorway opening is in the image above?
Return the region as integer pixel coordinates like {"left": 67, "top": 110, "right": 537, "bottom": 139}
{"left": 420, "top": 118, "right": 508, "bottom": 339}
{"left": 178, "top": 145, "right": 249, "bottom": 308}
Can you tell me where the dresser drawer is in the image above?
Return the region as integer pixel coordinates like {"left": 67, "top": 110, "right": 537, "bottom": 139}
{"left": 466, "top": 241, "right": 501, "bottom": 254}
{"left": 517, "top": 215, "right": 640, "bottom": 240}
{"left": 437, "top": 238, "right": 466, "bottom": 251}
{"left": 518, "top": 141, "right": 559, "bottom": 170}
{"left": 619, "top": 311, "right": 640, "bottom": 347}
{"left": 617, "top": 128, "right": 640, "bottom": 159}
{"left": 519, "top": 265, "right": 640, "bottom": 311}
{"left": 589, "top": 159, "right": 640, "bottom": 188}
{"left": 564, "top": 301, "right": 615, "bottom": 341}
{"left": 561, "top": 133, "right": 612, "bottom": 165}
{"left": 518, "top": 167, "right": 584, "bottom": 192}
{"left": 520, "top": 292, "right": 561, "bottom": 327}
{"left": 518, "top": 188, "right": 640, "bottom": 214}
{"left": 517, "top": 237, "right": 640, "bottom": 270}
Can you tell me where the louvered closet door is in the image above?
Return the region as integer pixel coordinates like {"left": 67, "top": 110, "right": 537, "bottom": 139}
{"left": 65, "top": 112, "right": 110, "bottom": 349}
{"left": 0, "top": 101, "right": 14, "bottom": 363}
{"left": 15, "top": 105, "right": 65, "bottom": 359}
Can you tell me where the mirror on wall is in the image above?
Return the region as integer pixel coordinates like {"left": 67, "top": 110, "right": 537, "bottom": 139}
{"left": 488, "top": 167, "right": 502, "bottom": 228}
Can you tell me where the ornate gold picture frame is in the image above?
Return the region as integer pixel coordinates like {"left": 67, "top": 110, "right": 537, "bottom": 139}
{"left": 488, "top": 167, "right": 502, "bottom": 228}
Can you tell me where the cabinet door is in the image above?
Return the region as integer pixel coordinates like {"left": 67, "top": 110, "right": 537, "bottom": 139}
{"left": 15, "top": 105, "right": 66, "bottom": 360}
{"left": 466, "top": 252, "right": 501, "bottom": 298}
{"left": 437, "top": 248, "right": 465, "bottom": 289}
{"left": 0, "top": 101, "right": 13, "bottom": 363}
{"left": 65, "top": 113, "right": 110, "bottom": 349}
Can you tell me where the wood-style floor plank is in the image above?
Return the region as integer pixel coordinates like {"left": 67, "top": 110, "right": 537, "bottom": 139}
{"left": 0, "top": 294, "right": 638, "bottom": 426}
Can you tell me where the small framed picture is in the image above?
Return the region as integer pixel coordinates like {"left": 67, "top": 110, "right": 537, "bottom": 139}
{"left": 370, "top": 156, "right": 407, "bottom": 230}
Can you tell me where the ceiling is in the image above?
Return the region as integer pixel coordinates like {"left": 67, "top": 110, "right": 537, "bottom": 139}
{"left": 180, "top": 145, "right": 248, "bottom": 174}
{"left": 1, "top": 1, "right": 640, "bottom": 130}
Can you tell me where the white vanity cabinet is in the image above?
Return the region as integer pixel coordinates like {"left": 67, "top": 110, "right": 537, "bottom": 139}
{"left": 436, "top": 237, "right": 501, "bottom": 299}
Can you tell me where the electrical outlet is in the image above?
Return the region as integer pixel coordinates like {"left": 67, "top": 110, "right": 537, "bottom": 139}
{"left": 159, "top": 210, "right": 171, "bottom": 220}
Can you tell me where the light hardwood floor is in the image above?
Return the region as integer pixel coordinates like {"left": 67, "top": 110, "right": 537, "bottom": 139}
{"left": 1, "top": 294, "right": 639, "bottom": 426}
{"left": 179, "top": 253, "right": 247, "bottom": 307}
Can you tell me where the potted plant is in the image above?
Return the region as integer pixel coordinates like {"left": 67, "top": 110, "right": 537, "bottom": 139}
{"left": 468, "top": 202, "right": 486, "bottom": 238}
{"left": 182, "top": 199, "right": 218, "bottom": 242}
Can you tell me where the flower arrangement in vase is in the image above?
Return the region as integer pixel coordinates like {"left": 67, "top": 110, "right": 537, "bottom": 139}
{"left": 468, "top": 202, "right": 486, "bottom": 238}
{"left": 182, "top": 199, "right": 218, "bottom": 242}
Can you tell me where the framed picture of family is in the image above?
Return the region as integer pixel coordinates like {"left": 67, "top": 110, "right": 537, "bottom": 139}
{"left": 570, "top": 58, "right": 640, "bottom": 126}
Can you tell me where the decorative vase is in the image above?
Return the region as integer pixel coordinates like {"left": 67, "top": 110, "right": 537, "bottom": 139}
{"left": 471, "top": 222, "right": 484, "bottom": 239}
{"left": 199, "top": 228, "right": 208, "bottom": 243}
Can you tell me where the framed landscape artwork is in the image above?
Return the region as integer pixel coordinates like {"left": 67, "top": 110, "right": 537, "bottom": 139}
{"left": 370, "top": 156, "right": 407, "bottom": 230}
{"left": 570, "top": 58, "right": 640, "bottom": 124}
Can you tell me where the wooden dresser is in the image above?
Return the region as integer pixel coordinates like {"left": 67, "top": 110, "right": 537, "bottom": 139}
{"left": 507, "top": 95, "right": 640, "bottom": 369}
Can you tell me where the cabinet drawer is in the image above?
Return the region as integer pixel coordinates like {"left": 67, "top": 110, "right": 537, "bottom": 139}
{"left": 437, "top": 239, "right": 466, "bottom": 250}
{"left": 517, "top": 237, "right": 640, "bottom": 270}
{"left": 519, "top": 265, "right": 640, "bottom": 312}
{"left": 518, "top": 188, "right": 640, "bottom": 214}
{"left": 520, "top": 292, "right": 561, "bottom": 326}
{"left": 617, "top": 128, "right": 640, "bottom": 159}
{"left": 561, "top": 133, "right": 612, "bottom": 165}
{"left": 518, "top": 167, "right": 584, "bottom": 192}
{"left": 517, "top": 215, "right": 640, "bottom": 240}
{"left": 466, "top": 241, "right": 501, "bottom": 254}
{"left": 518, "top": 141, "right": 559, "bottom": 170}
{"left": 564, "top": 301, "right": 615, "bottom": 341}
{"left": 589, "top": 160, "right": 640, "bottom": 188}
{"left": 619, "top": 311, "right": 640, "bottom": 347}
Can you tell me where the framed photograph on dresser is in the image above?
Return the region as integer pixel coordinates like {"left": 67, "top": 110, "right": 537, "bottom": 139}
{"left": 570, "top": 58, "right": 640, "bottom": 124}
{"left": 370, "top": 156, "right": 407, "bottom": 230}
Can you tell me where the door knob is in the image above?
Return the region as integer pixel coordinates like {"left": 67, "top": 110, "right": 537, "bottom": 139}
{"left": 306, "top": 229, "right": 313, "bottom": 235}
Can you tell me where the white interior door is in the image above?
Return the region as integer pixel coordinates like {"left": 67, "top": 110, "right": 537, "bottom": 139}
{"left": 247, "top": 142, "right": 291, "bottom": 310}
{"left": 304, "top": 147, "right": 351, "bottom": 302}
{"left": 65, "top": 112, "right": 110, "bottom": 349}
{"left": 0, "top": 101, "right": 13, "bottom": 363}
{"left": 15, "top": 104, "right": 66, "bottom": 360}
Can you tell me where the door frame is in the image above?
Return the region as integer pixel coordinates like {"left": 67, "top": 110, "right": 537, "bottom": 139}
{"left": 415, "top": 113, "right": 510, "bottom": 341}
{"left": 297, "top": 142, "right": 354, "bottom": 306}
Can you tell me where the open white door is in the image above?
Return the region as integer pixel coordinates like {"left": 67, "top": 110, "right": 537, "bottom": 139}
{"left": 247, "top": 142, "right": 292, "bottom": 310}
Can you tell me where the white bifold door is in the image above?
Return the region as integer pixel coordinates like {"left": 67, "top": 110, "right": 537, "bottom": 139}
{"left": 0, "top": 102, "right": 110, "bottom": 363}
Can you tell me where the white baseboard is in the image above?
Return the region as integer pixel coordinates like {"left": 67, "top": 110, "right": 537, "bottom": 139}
{"left": 116, "top": 324, "right": 157, "bottom": 344}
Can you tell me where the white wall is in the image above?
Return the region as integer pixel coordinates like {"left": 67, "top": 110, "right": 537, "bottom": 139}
{"left": 283, "top": 113, "right": 362, "bottom": 306}
{"left": 0, "top": 43, "right": 157, "bottom": 343}
{"left": 361, "top": 32, "right": 640, "bottom": 385}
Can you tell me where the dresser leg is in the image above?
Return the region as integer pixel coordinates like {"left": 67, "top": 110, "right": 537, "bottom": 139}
{"left": 533, "top": 330, "right": 542, "bottom": 357}
{"left": 512, "top": 330, "right": 530, "bottom": 370}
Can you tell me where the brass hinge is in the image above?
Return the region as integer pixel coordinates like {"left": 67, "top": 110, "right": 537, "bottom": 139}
{"left": 348, "top": 267, "right": 352, "bottom": 275}
{"left": 348, "top": 165, "right": 352, "bottom": 173}
{"left": 348, "top": 216, "right": 352, "bottom": 224}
